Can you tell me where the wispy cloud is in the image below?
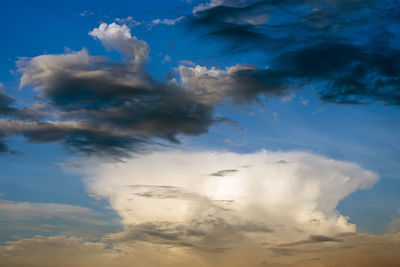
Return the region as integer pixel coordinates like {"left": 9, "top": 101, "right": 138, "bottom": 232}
{"left": 187, "top": 0, "right": 400, "bottom": 106}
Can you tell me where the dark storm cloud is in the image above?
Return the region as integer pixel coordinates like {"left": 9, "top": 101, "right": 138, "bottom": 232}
{"left": 188, "top": 0, "right": 400, "bottom": 106}
{"left": 0, "top": 48, "right": 219, "bottom": 157}
{"left": 275, "top": 41, "right": 400, "bottom": 105}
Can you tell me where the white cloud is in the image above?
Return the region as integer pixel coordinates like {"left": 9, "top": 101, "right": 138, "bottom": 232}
{"left": 80, "top": 10, "right": 94, "bottom": 17}
{"left": 150, "top": 16, "right": 185, "bottom": 26}
{"left": 89, "top": 23, "right": 149, "bottom": 65}
{"left": 83, "top": 150, "right": 378, "bottom": 246}
{"left": 115, "top": 16, "right": 141, "bottom": 26}
{"left": 163, "top": 54, "right": 171, "bottom": 63}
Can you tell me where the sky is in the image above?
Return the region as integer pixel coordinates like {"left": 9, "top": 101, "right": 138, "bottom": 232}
{"left": 0, "top": 0, "right": 400, "bottom": 266}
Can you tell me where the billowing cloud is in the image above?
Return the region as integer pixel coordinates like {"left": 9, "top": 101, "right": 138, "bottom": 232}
{"left": 83, "top": 150, "right": 378, "bottom": 248}
{"left": 89, "top": 23, "right": 149, "bottom": 65}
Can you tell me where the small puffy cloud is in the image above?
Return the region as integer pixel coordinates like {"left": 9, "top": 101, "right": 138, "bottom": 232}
{"left": 89, "top": 23, "right": 149, "bottom": 65}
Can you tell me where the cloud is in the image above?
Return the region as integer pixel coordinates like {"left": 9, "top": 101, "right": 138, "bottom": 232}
{"left": 177, "top": 63, "right": 290, "bottom": 104}
{"left": 0, "top": 236, "right": 127, "bottom": 267}
{"left": 0, "top": 24, "right": 220, "bottom": 157}
{"left": 1, "top": 150, "right": 398, "bottom": 266}
{"left": 150, "top": 16, "right": 186, "bottom": 26}
{"left": 0, "top": 199, "right": 115, "bottom": 241}
{"left": 2, "top": 6, "right": 398, "bottom": 157}
{"left": 0, "top": 84, "right": 43, "bottom": 120}
{"left": 83, "top": 150, "right": 378, "bottom": 248}
{"left": 187, "top": 0, "right": 400, "bottom": 106}
{"left": 1, "top": 230, "right": 400, "bottom": 266}
{"left": 89, "top": 23, "right": 149, "bottom": 65}
{"left": 275, "top": 42, "right": 400, "bottom": 105}
{"left": 0, "top": 22, "right": 294, "bottom": 158}
{"left": 115, "top": 16, "right": 142, "bottom": 26}
{"left": 0, "top": 199, "right": 100, "bottom": 221}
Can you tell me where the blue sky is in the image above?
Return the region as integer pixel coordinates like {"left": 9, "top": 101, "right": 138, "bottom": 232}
{"left": 0, "top": 1, "right": 400, "bottom": 266}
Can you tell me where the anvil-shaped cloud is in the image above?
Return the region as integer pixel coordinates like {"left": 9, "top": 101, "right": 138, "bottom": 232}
{"left": 84, "top": 150, "right": 378, "bottom": 247}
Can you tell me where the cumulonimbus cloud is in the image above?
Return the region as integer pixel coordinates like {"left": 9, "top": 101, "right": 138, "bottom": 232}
{"left": 1, "top": 150, "right": 398, "bottom": 266}
{"left": 83, "top": 150, "right": 378, "bottom": 248}
{"left": 1, "top": 149, "right": 392, "bottom": 267}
